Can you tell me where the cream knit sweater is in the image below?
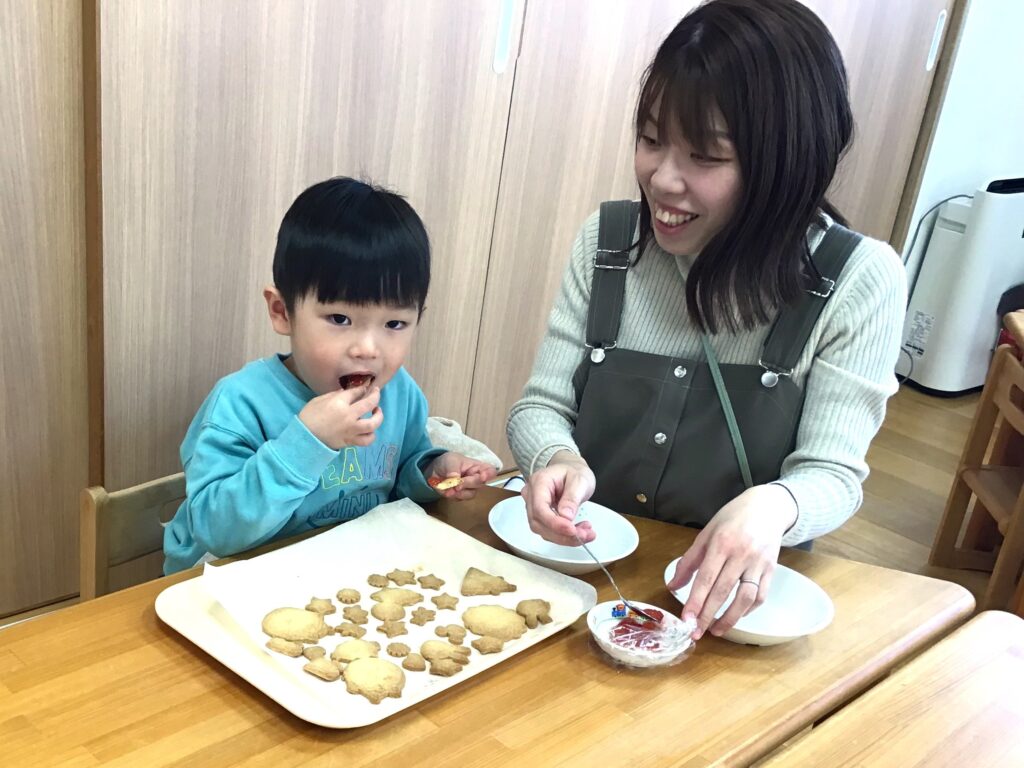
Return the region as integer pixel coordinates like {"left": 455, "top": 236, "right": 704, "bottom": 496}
{"left": 507, "top": 209, "right": 907, "bottom": 546}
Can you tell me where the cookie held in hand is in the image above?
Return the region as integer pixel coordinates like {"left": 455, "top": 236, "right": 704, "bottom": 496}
{"left": 428, "top": 476, "right": 463, "bottom": 491}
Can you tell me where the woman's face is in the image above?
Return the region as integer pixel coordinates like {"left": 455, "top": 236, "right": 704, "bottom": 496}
{"left": 634, "top": 107, "right": 743, "bottom": 257}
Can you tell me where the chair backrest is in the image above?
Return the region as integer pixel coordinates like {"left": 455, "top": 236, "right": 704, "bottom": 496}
{"left": 993, "top": 344, "right": 1024, "bottom": 438}
{"left": 80, "top": 472, "right": 186, "bottom": 600}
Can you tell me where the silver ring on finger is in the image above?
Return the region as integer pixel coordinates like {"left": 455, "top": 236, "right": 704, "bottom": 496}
{"left": 739, "top": 577, "right": 760, "bottom": 587}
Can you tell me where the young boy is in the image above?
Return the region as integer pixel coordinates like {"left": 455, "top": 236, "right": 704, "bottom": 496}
{"left": 163, "top": 177, "right": 496, "bottom": 574}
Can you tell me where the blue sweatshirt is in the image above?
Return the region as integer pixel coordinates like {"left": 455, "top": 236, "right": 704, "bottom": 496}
{"left": 163, "top": 354, "right": 444, "bottom": 574}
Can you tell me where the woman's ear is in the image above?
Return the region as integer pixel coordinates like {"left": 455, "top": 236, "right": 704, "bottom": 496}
{"left": 264, "top": 286, "right": 292, "bottom": 336}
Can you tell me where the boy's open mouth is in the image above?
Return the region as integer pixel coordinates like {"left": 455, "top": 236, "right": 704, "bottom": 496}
{"left": 339, "top": 373, "right": 375, "bottom": 390}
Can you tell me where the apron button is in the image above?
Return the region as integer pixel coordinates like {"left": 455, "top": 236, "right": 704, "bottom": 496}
{"left": 636, "top": 493, "right": 648, "bottom": 503}
{"left": 654, "top": 432, "right": 667, "bottom": 445}
{"left": 590, "top": 348, "right": 606, "bottom": 363}
{"left": 674, "top": 366, "right": 687, "bottom": 378}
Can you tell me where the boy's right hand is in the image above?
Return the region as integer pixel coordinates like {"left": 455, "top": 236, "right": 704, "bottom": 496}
{"left": 299, "top": 386, "right": 383, "bottom": 450}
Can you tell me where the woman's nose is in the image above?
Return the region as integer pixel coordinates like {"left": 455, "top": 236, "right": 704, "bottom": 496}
{"left": 651, "top": 151, "right": 688, "bottom": 196}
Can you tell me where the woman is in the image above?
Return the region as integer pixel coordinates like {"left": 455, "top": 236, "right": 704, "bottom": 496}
{"left": 506, "top": 0, "right": 905, "bottom": 641}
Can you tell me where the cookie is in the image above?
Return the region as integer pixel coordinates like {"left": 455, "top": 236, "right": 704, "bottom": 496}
{"left": 434, "top": 624, "right": 467, "bottom": 645}
{"left": 420, "top": 640, "right": 471, "bottom": 666}
{"left": 343, "top": 657, "right": 406, "bottom": 704}
{"left": 429, "top": 659, "right": 465, "bottom": 677}
{"left": 387, "top": 642, "right": 411, "bottom": 658}
{"left": 265, "top": 637, "right": 303, "bottom": 657}
{"left": 516, "top": 599, "right": 553, "bottom": 629}
{"left": 431, "top": 593, "right": 459, "bottom": 611}
{"left": 304, "top": 656, "right": 341, "bottom": 682}
{"left": 387, "top": 569, "right": 417, "bottom": 586}
{"left": 371, "top": 602, "right": 405, "bottom": 622}
{"left": 428, "top": 476, "right": 463, "bottom": 491}
{"left": 370, "top": 588, "right": 423, "bottom": 607}
{"left": 460, "top": 567, "right": 517, "bottom": 597}
{"left": 342, "top": 605, "right": 369, "bottom": 625}
{"left": 471, "top": 636, "right": 505, "bottom": 654}
{"left": 336, "top": 588, "right": 361, "bottom": 604}
{"left": 331, "top": 638, "right": 381, "bottom": 664}
{"left": 367, "top": 574, "right": 389, "bottom": 588}
{"left": 402, "top": 652, "right": 427, "bottom": 672}
{"left": 409, "top": 606, "right": 436, "bottom": 626}
{"left": 303, "top": 645, "right": 326, "bottom": 660}
{"left": 335, "top": 622, "right": 367, "bottom": 639}
{"left": 378, "top": 620, "right": 408, "bottom": 638}
{"left": 462, "top": 605, "right": 527, "bottom": 641}
{"left": 305, "top": 597, "right": 336, "bottom": 615}
{"left": 261, "top": 608, "right": 331, "bottom": 643}
{"left": 417, "top": 574, "right": 445, "bottom": 590}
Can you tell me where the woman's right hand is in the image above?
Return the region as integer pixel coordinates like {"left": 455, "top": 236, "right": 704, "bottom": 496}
{"left": 522, "top": 450, "right": 597, "bottom": 546}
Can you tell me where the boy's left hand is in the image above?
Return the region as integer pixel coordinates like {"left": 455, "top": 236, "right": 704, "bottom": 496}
{"left": 425, "top": 453, "right": 497, "bottom": 501}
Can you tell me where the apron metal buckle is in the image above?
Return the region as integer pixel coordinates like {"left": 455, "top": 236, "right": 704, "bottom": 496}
{"left": 757, "top": 358, "right": 792, "bottom": 388}
{"left": 587, "top": 343, "right": 616, "bottom": 363}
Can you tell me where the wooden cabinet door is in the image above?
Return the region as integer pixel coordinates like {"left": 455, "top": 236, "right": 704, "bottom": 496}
{"left": 466, "top": 0, "right": 699, "bottom": 467}
{"left": 100, "top": 0, "right": 524, "bottom": 490}
{"left": 0, "top": 1, "right": 88, "bottom": 616}
{"left": 808, "top": 0, "right": 953, "bottom": 240}
{"left": 468, "top": 0, "right": 952, "bottom": 468}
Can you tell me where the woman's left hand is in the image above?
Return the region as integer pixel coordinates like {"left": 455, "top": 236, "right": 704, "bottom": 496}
{"left": 666, "top": 484, "right": 798, "bottom": 640}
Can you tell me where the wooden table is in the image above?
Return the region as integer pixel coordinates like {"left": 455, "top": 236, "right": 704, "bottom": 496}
{"left": 0, "top": 487, "right": 975, "bottom": 766}
{"left": 763, "top": 610, "right": 1024, "bottom": 767}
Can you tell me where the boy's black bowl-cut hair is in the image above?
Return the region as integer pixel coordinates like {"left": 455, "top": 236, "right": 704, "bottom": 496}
{"left": 273, "top": 176, "right": 430, "bottom": 314}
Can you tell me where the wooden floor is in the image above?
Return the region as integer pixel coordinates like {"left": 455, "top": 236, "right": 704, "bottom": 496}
{"left": 816, "top": 384, "right": 990, "bottom": 602}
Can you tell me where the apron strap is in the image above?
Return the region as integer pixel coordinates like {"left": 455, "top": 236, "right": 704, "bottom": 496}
{"left": 586, "top": 200, "right": 640, "bottom": 350}
{"left": 760, "top": 224, "right": 862, "bottom": 375}
{"left": 701, "top": 334, "right": 754, "bottom": 489}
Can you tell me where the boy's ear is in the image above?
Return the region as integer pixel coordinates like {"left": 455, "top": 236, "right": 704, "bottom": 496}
{"left": 264, "top": 286, "right": 292, "bottom": 336}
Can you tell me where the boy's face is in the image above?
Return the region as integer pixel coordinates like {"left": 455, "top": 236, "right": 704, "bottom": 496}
{"left": 265, "top": 289, "right": 419, "bottom": 396}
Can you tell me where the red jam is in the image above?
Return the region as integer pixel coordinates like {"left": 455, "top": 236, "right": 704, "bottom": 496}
{"left": 608, "top": 609, "right": 665, "bottom": 652}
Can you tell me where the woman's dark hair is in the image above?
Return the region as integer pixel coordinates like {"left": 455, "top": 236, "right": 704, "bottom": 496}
{"left": 635, "top": 0, "right": 853, "bottom": 332}
{"left": 273, "top": 176, "right": 430, "bottom": 314}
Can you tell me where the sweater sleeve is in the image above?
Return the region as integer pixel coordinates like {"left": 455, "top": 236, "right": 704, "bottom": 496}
{"left": 775, "top": 239, "right": 907, "bottom": 546}
{"left": 182, "top": 415, "right": 337, "bottom": 557}
{"left": 507, "top": 211, "right": 600, "bottom": 474}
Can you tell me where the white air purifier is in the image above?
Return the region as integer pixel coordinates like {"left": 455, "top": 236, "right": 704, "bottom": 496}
{"left": 900, "top": 177, "right": 1024, "bottom": 395}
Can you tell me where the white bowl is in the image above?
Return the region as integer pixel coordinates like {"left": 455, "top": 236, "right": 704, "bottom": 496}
{"left": 587, "top": 600, "right": 695, "bottom": 668}
{"left": 663, "top": 558, "right": 834, "bottom": 646}
{"left": 487, "top": 496, "right": 639, "bottom": 575}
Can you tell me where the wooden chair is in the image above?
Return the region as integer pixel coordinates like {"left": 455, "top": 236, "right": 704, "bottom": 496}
{"left": 930, "top": 344, "right": 1024, "bottom": 611}
{"left": 80, "top": 472, "right": 186, "bottom": 600}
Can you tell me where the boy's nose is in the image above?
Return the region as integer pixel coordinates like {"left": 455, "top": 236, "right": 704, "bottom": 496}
{"left": 349, "top": 333, "right": 379, "bottom": 359}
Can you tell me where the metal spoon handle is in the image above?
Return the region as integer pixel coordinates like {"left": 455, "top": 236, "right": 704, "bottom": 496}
{"left": 573, "top": 532, "right": 660, "bottom": 624}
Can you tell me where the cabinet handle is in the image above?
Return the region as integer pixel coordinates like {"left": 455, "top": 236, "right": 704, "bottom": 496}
{"left": 493, "top": 0, "right": 517, "bottom": 74}
{"left": 926, "top": 9, "right": 948, "bottom": 72}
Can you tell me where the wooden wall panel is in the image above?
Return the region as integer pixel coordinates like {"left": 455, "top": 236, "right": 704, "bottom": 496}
{"left": 466, "top": 0, "right": 699, "bottom": 466}
{"left": 810, "top": 0, "right": 953, "bottom": 240}
{"left": 100, "top": 0, "right": 524, "bottom": 489}
{"left": 0, "top": 0, "right": 87, "bottom": 615}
